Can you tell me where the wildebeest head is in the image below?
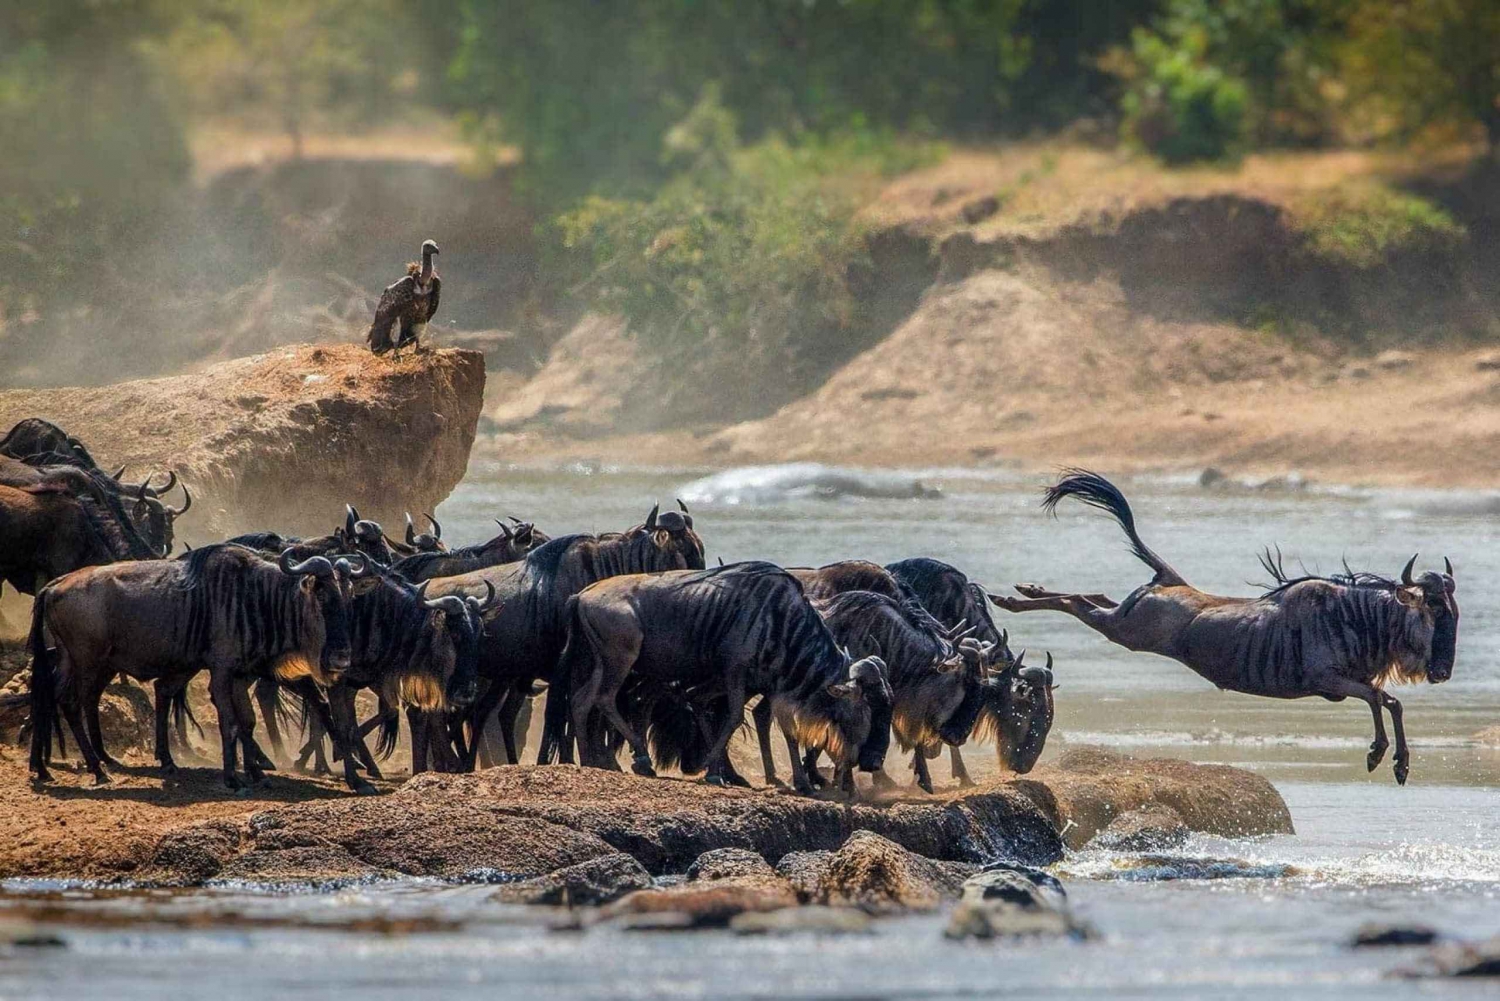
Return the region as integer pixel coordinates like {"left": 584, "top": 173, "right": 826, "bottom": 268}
{"left": 439, "top": 579, "right": 499, "bottom": 707}
{"left": 130, "top": 471, "right": 191, "bottom": 555}
{"left": 279, "top": 550, "right": 368, "bottom": 679}
{"left": 632, "top": 501, "right": 706, "bottom": 570}
{"left": 976, "top": 649, "right": 1055, "bottom": 774}
{"left": 828, "top": 655, "right": 893, "bottom": 772}
{"left": 344, "top": 505, "right": 395, "bottom": 564}
{"left": 405, "top": 512, "right": 446, "bottom": 553}
{"left": 1397, "top": 555, "right": 1459, "bottom": 683}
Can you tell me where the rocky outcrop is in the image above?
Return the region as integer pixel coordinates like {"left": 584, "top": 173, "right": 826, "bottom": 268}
{"left": 776, "top": 831, "right": 977, "bottom": 913}
{"left": 1013, "top": 747, "right": 1294, "bottom": 850}
{"left": 494, "top": 853, "right": 654, "bottom": 906}
{"left": 944, "top": 864, "right": 1092, "bottom": 940}
{"left": 0, "top": 344, "right": 485, "bottom": 538}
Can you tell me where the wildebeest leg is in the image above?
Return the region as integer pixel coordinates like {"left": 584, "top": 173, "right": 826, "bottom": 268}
{"left": 752, "top": 698, "right": 783, "bottom": 787}
{"left": 701, "top": 677, "right": 745, "bottom": 787}
{"left": 460, "top": 682, "right": 507, "bottom": 771}
{"left": 911, "top": 751, "right": 934, "bottom": 794}
{"left": 783, "top": 732, "right": 814, "bottom": 794}
{"left": 594, "top": 687, "right": 655, "bottom": 777}
{"left": 1321, "top": 676, "right": 1391, "bottom": 779}
{"left": 1380, "top": 690, "right": 1409, "bottom": 785}
{"left": 949, "top": 746, "right": 974, "bottom": 787}
{"left": 84, "top": 680, "right": 122, "bottom": 770}
{"left": 696, "top": 704, "right": 749, "bottom": 787}
{"left": 801, "top": 747, "right": 830, "bottom": 788}
{"left": 231, "top": 680, "right": 269, "bottom": 787}
{"left": 1012, "top": 583, "right": 1119, "bottom": 608}
{"left": 154, "top": 678, "right": 179, "bottom": 775}
{"left": 495, "top": 685, "right": 527, "bottom": 765}
{"left": 60, "top": 661, "right": 107, "bottom": 784}
{"left": 208, "top": 668, "right": 245, "bottom": 791}
{"left": 407, "top": 708, "right": 429, "bottom": 774}
{"left": 325, "top": 685, "right": 377, "bottom": 795}
{"left": 253, "top": 679, "right": 287, "bottom": 764}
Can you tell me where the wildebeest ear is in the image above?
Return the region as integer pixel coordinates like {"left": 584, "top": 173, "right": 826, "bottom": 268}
{"left": 1395, "top": 585, "right": 1425, "bottom": 609}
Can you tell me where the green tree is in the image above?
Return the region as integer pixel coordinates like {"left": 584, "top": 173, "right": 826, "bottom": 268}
{"left": 1340, "top": 0, "right": 1500, "bottom": 157}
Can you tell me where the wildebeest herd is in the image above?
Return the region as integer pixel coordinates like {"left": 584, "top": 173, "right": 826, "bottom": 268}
{"left": 2, "top": 419, "right": 1459, "bottom": 798}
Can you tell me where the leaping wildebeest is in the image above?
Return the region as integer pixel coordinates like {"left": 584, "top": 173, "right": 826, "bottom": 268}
{"left": 990, "top": 470, "right": 1458, "bottom": 784}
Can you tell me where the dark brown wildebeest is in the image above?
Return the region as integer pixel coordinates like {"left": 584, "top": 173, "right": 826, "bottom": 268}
{"left": 424, "top": 503, "right": 705, "bottom": 767}
{"left": 286, "top": 572, "right": 496, "bottom": 792}
{"left": 0, "top": 419, "right": 98, "bottom": 468}
{"left": 0, "top": 457, "right": 189, "bottom": 558}
{"left": 0, "top": 482, "right": 161, "bottom": 598}
{"left": 402, "top": 512, "right": 447, "bottom": 554}
{"left": 796, "top": 589, "right": 1052, "bottom": 793}
{"left": 230, "top": 505, "right": 396, "bottom": 566}
{"left": 390, "top": 518, "right": 549, "bottom": 584}
{"left": 561, "top": 561, "right": 894, "bottom": 795}
{"left": 29, "top": 545, "right": 364, "bottom": 790}
{"left": 786, "top": 560, "right": 906, "bottom": 602}
{"left": 992, "top": 469, "right": 1459, "bottom": 785}
{"left": 886, "top": 557, "right": 1056, "bottom": 779}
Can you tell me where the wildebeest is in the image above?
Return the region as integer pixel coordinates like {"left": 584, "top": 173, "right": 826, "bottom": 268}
{"left": 423, "top": 503, "right": 705, "bottom": 767}
{"left": 29, "top": 545, "right": 364, "bottom": 789}
{"left": 0, "top": 419, "right": 98, "bottom": 468}
{"left": 786, "top": 560, "right": 907, "bottom": 602}
{"left": 887, "top": 557, "right": 1055, "bottom": 778}
{"left": 0, "top": 482, "right": 161, "bottom": 598}
{"left": 992, "top": 469, "right": 1459, "bottom": 784}
{"left": 390, "top": 518, "right": 549, "bottom": 583}
{"left": 289, "top": 571, "right": 496, "bottom": 792}
{"left": 561, "top": 562, "right": 894, "bottom": 794}
{"left": 402, "top": 513, "right": 447, "bottom": 554}
{"left": 796, "top": 589, "right": 1044, "bottom": 793}
{"left": 0, "top": 456, "right": 189, "bottom": 558}
{"left": 230, "top": 505, "right": 395, "bottom": 566}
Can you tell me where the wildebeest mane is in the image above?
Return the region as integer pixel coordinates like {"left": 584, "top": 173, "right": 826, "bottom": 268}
{"left": 1255, "top": 546, "right": 1398, "bottom": 597}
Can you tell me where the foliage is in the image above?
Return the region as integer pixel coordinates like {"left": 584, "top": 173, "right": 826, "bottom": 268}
{"left": 448, "top": 0, "right": 1152, "bottom": 208}
{"left": 1338, "top": 0, "right": 1500, "bottom": 154}
{"left": 1291, "top": 184, "right": 1465, "bottom": 268}
{"left": 0, "top": 0, "right": 189, "bottom": 319}
{"left": 1117, "top": 26, "right": 1250, "bottom": 163}
{"left": 557, "top": 90, "right": 940, "bottom": 370}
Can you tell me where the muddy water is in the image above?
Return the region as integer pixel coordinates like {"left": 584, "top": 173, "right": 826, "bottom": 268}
{"left": 4, "top": 462, "right": 1499, "bottom": 998}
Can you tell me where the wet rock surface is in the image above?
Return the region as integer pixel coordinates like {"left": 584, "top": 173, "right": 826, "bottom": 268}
{"left": 494, "top": 853, "right": 653, "bottom": 907}
{"left": 1352, "top": 923, "right": 1439, "bottom": 948}
{"left": 944, "top": 864, "right": 1093, "bottom": 941}
{"left": 1090, "top": 803, "right": 1190, "bottom": 852}
{"left": 776, "top": 831, "right": 977, "bottom": 913}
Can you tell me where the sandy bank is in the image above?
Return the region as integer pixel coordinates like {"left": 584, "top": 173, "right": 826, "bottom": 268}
{"left": 0, "top": 344, "right": 484, "bottom": 538}
{"left": 0, "top": 748, "right": 1291, "bottom": 887}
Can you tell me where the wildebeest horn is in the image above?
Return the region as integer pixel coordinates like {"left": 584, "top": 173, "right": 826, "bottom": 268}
{"left": 508, "top": 515, "right": 525, "bottom": 525}
{"left": 279, "top": 551, "right": 335, "bottom": 577}
{"left": 416, "top": 580, "right": 431, "bottom": 599}
{"left": 110, "top": 464, "right": 127, "bottom": 480}
{"left": 426, "top": 594, "right": 468, "bottom": 616}
{"left": 136, "top": 476, "right": 150, "bottom": 499}
{"left": 1401, "top": 553, "right": 1418, "bottom": 587}
{"left": 345, "top": 505, "right": 359, "bottom": 538}
{"left": 645, "top": 503, "right": 659, "bottom": 531}
{"left": 425, "top": 513, "right": 441, "bottom": 539}
{"left": 164, "top": 482, "right": 191, "bottom": 518}
{"left": 1000, "top": 629, "right": 1009, "bottom": 651}
{"left": 951, "top": 621, "right": 980, "bottom": 643}
{"left": 334, "top": 551, "right": 371, "bottom": 578}
{"left": 155, "top": 470, "right": 178, "bottom": 495}
{"left": 472, "top": 579, "right": 498, "bottom": 611}
{"left": 495, "top": 518, "right": 513, "bottom": 540}
{"left": 405, "top": 513, "right": 417, "bottom": 546}
{"left": 1445, "top": 557, "right": 1454, "bottom": 577}
{"left": 1012, "top": 648, "right": 1027, "bottom": 669}
{"left": 718, "top": 556, "right": 725, "bottom": 566}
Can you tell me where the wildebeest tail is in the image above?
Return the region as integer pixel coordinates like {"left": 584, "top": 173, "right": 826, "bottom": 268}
{"left": 375, "top": 708, "right": 400, "bottom": 760}
{"left": 27, "top": 587, "right": 55, "bottom": 774}
{"left": 1043, "top": 469, "right": 1185, "bottom": 586}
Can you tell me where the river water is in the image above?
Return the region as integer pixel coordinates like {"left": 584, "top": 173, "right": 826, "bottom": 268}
{"left": 3, "top": 462, "right": 1498, "bottom": 998}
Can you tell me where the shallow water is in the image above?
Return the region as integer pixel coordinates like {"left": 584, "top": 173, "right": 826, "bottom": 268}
{"left": 4, "top": 462, "right": 1499, "bottom": 998}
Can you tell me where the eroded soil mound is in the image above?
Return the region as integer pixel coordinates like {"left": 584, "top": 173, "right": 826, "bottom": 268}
{"left": 0, "top": 344, "right": 484, "bottom": 538}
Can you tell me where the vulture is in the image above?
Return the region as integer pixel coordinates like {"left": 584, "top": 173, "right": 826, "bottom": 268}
{"left": 367, "top": 239, "right": 441, "bottom": 356}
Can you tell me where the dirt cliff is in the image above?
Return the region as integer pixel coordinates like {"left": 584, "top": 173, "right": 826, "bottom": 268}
{"left": 0, "top": 344, "right": 484, "bottom": 539}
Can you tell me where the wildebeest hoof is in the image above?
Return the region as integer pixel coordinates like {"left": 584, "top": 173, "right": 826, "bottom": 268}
{"left": 955, "top": 775, "right": 976, "bottom": 788}
{"left": 726, "top": 772, "right": 752, "bottom": 789}
{"left": 91, "top": 772, "right": 111, "bottom": 786}
{"left": 704, "top": 774, "right": 728, "bottom": 788}
{"left": 99, "top": 753, "right": 123, "bottom": 769}
{"left": 1367, "top": 743, "right": 1388, "bottom": 771}
{"left": 353, "top": 782, "right": 379, "bottom": 796}
{"left": 223, "top": 774, "right": 245, "bottom": 793}
{"left": 631, "top": 755, "right": 657, "bottom": 778}
{"left": 159, "top": 762, "right": 179, "bottom": 777}
{"left": 792, "top": 780, "right": 815, "bottom": 796}
{"left": 1394, "top": 755, "right": 1410, "bottom": 785}
{"left": 915, "top": 777, "right": 934, "bottom": 794}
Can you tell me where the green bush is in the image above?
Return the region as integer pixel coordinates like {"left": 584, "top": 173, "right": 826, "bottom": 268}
{"left": 557, "top": 91, "right": 941, "bottom": 372}
{"left": 1120, "top": 27, "right": 1250, "bottom": 163}
{"left": 1293, "top": 186, "right": 1465, "bottom": 269}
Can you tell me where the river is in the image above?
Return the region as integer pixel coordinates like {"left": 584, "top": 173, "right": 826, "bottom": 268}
{"left": 3, "top": 462, "right": 1498, "bottom": 998}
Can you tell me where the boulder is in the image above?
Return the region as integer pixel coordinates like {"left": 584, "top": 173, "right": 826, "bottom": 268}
{"left": 1352, "top": 923, "right": 1439, "bottom": 948}
{"left": 775, "top": 831, "right": 977, "bottom": 913}
{"left": 686, "top": 847, "right": 778, "bottom": 883}
{"left": 0, "top": 344, "right": 485, "bottom": 537}
{"left": 1416, "top": 937, "right": 1500, "bottom": 978}
{"left": 944, "top": 866, "right": 1093, "bottom": 941}
{"left": 494, "top": 853, "right": 653, "bottom": 907}
{"left": 1014, "top": 747, "right": 1293, "bottom": 849}
{"left": 1090, "top": 804, "right": 1189, "bottom": 852}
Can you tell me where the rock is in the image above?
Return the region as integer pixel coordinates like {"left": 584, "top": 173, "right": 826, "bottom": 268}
{"left": 1419, "top": 936, "right": 1500, "bottom": 977}
{"left": 961, "top": 196, "right": 1001, "bottom": 225}
{"left": 212, "top": 845, "right": 392, "bottom": 887}
{"left": 686, "top": 848, "right": 777, "bottom": 883}
{"left": 1475, "top": 352, "right": 1500, "bottom": 372}
{"left": 944, "top": 867, "right": 1093, "bottom": 941}
{"left": 494, "top": 853, "right": 653, "bottom": 906}
{"left": 1198, "top": 467, "right": 1227, "bottom": 488}
{"left": 0, "top": 921, "right": 66, "bottom": 949}
{"left": 1374, "top": 350, "right": 1414, "bottom": 370}
{"left": 730, "top": 906, "right": 873, "bottom": 935}
{"left": 1352, "top": 923, "right": 1439, "bottom": 948}
{"left": 1090, "top": 804, "right": 1189, "bottom": 852}
{"left": 1013, "top": 747, "right": 1293, "bottom": 849}
{"left": 0, "top": 344, "right": 485, "bottom": 537}
{"left": 776, "top": 830, "right": 977, "bottom": 914}
{"left": 602, "top": 878, "right": 799, "bottom": 928}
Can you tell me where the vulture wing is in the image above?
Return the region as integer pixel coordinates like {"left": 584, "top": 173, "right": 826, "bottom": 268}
{"left": 367, "top": 275, "right": 417, "bottom": 354}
